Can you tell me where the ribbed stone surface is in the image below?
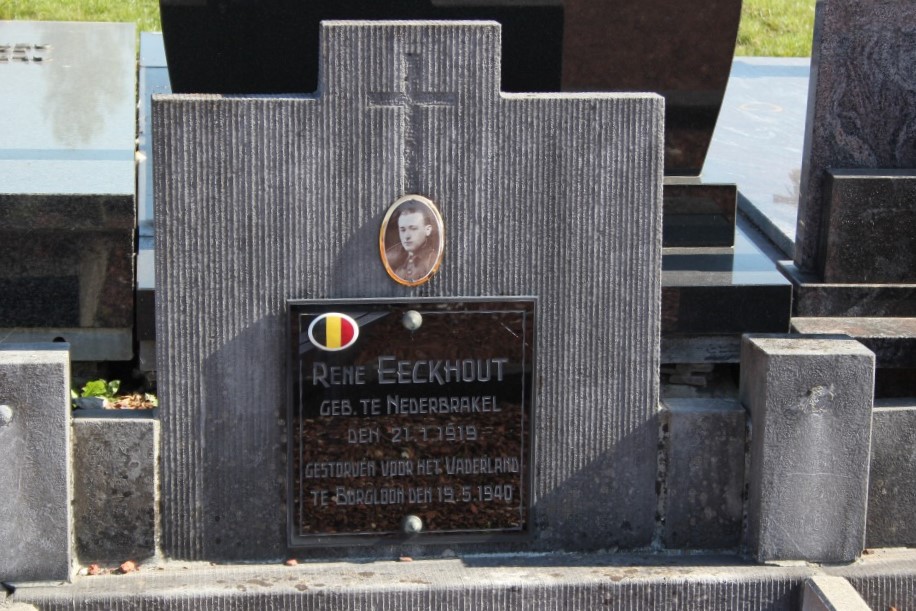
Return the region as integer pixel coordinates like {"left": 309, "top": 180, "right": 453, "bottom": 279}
{"left": 0, "top": 345, "right": 72, "bottom": 583}
{"left": 154, "top": 22, "right": 663, "bottom": 560}
{"left": 795, "top": 0, "right": 916, "bottom": 273}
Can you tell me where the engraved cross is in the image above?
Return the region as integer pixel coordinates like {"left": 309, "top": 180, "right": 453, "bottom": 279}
{"left": 367, "top": 53, "right": 457, "bottom": 192}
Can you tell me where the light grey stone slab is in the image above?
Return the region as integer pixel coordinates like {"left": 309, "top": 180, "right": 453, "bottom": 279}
{"left": 802, "top": 576, "right": 871, "bottom": 611}
{"left": 154, "top": 21, "right": 663, "bottom": 560}
{"left": 740, "top": 335, "right": 875, "bottom": 563}
{"left": 795, "top": 0, "right": 916, "bottom": 273}
{"left": 867, "top": 399, "right": 916, "bottom": 548}
{"left": 661, "top": 398, "right": 745, "bottom": 550}
{"left": 0, "top": 345, "right": 72, "bottom": 583}
{"left": 72, "top": 417, "right": 159, "bottom": 564}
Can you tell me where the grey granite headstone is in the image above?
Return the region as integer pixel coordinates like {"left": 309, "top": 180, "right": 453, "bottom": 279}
{"left": 740, "top": 335, "right": 874, "bottom": 563}
{"left": 795, "top": 0, "right": 916, "bottom": 273}
{"left": 0, "top": 345, "right": 72, "bottom": 582}
{"left": 154, "top": 21, "right": 663, "bottom": 560}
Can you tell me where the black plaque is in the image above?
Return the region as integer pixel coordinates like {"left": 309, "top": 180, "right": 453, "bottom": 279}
{"left": 288, "top": 298, "right": 535, "bottom": 547}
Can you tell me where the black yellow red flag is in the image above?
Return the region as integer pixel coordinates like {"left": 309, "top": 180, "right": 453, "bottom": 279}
{"left": 307, "top": 313, "right": 359, "bottom": 351}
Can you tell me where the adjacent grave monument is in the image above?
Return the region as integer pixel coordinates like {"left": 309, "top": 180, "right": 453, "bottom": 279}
{"left": 0, "top": 21, "right": 137, "bottom": 362}
{"left": 780, "top": 1, "right": 916, "bottom": 543}
{"left": 154, "top": 20, "right": 663, "bottom": 560}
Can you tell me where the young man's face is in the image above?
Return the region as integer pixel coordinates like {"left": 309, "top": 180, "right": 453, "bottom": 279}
{"left": 398, "top": 211, "right": 432, "bottom": 254}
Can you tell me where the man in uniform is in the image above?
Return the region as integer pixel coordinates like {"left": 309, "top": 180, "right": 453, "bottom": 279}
{"left": 385, "top": 200, "right": 439, "bottom": 283}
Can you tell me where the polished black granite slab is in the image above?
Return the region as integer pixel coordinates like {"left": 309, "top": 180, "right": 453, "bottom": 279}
{"left": 661, "top": 221, "right": 792, "bottom": 335}
{"left": 563, "top": 0, "right": 741, "bottom": 175}
{"left": 159, "top": 0, "right": 739, "bottom": 176}
{"left": 819, "top": 170, "right": 916, "bottom": 284}
{"left": 704, "top": 58, "right": 811, "bottom": 258}
{"left": 663, "top": 179, "right": 736, "bottom": 247}
{"left": 159, "top": 0, "right": 563, "bottom": 94}
{"left": 288, "top": 300, "right": 534, "bottom": 546}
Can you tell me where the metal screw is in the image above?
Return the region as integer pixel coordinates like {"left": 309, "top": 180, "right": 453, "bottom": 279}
{"left": 401, "top": 514, "right": 423, "bottom": 535}
{"left": 402, "top": 310, "right": 423, "bottom": 331}
{"left": 0, "top": 405, "right": 12, "bottom": 428}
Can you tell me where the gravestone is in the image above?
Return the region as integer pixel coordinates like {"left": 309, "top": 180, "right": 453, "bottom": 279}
{"left": 154, "top": 21, "right": 663, "bottom": 560}
{"left": 0, "top": 21, "right": 136, "bottom": 361}
{"left": 795, "top": 0, "right": 916, "bottom": 275}
{"left": 158, "top": 0, "right": 563, "bottom": 94}
{"left": 0, "top": 345, "right": 72, "bottom": 582}
{"left": 562, "top": 0, "right": 742, "bottom": 177}
{"left": 784, "top": 0, "right": 916, "bottom": 401}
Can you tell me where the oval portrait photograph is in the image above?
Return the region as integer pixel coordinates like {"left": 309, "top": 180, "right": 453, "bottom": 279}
{"left": 379, "top": 194, "right": 445, "bottom": 286}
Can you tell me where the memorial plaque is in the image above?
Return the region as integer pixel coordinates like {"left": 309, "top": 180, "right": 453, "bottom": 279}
{"left": 288, "top": 298, "right": 535, "bottom": 546}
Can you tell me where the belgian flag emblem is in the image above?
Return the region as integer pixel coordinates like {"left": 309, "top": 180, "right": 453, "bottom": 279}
{"left": 307, "top": 313, "right": 359, "bottom": 351}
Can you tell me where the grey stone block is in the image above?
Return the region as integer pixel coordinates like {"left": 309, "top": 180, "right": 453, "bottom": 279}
{"left": 740, "top": 335, "right": 875, "bottom": 563}
{"left": 661, "top": 398, "right": 745, "bottom": 550}
{"left": 802, "top": 576, "right": 871, "bottom": 611}
{"left": 0, "top": 345, "right": 72, "bottom": 583}
{"left": 154, "top": 22, "right": 663, "bottom": 560}
{"left": 820, "top": 170, "right": 916, "bottom": 284}
{"left": 72, "top": 416, "right": 159, "bottom": 563}
{"left": 867, "top": 399, "right": 916, "bottom": 548}
{"left": 795, "top": 0, "right": 916, "bottom": 273}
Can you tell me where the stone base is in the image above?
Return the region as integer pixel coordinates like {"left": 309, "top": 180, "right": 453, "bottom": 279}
{"left": 791, "top": 317, "right": 916, "bottom": 370}
{"left": 867, "top": 399, "right": 916, "bottom": 548}
{"left": 778, "top": 261, "right": 916, "bottom": 318}
{"left": 818, "top": 170, "right": 916, "bottom": 284}
{"left": 9, "top": 550, "right": 916, "bottom": 610}
{"left": 661, "top": 398, "right": 745, "bottom": 550}
{"left": 72, "top": 414, "right": 160, "bottom": 564}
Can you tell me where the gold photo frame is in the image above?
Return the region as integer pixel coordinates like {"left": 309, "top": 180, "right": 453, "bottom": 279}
{"left": 379, "top": 194, "right": 445, "bottom": 286}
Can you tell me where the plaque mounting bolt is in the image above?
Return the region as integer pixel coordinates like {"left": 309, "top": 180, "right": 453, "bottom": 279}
{"left": 402, "top": 310, "right": 423, "bottom": 331}
{"left": 402, "top": 514, "right": 423, "bottom": 535}
{"left": 0, "top": 405, "right": 12, "bottom": 428}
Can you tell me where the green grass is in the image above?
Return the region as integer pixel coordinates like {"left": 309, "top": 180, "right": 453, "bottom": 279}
{"left": 1, "top": 0, "right": 815, "bottom": 57}
{"left": 0, "top": 0, "right": 162, "bottom": 33}
{"left": 737, "top": 0, "right": 816, "bottom": 56}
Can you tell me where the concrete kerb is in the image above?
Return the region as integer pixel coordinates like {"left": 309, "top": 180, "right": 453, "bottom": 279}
{"left": 7, "top": 549, "right": 916, "bottom": 610}
{"left": 802, "top": 576, "right": 871, "bottom": 611}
